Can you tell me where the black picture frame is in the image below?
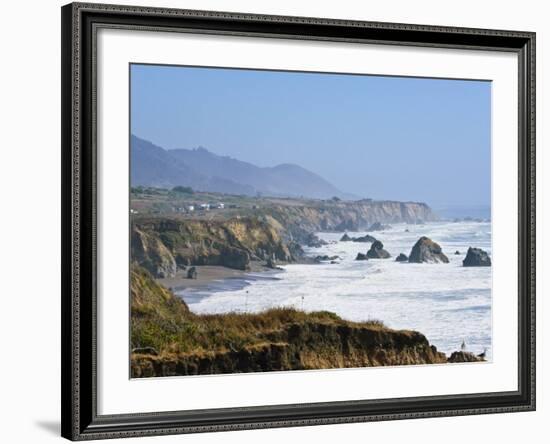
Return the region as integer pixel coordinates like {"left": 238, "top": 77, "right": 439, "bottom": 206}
{"left": 61, "top": 2, "right": 536, "bottom": 440}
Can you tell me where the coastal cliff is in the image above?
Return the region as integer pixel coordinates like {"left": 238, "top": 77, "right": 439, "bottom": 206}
{"left": 265, "top": 199, "right": 436, "bottom": 237}
{"left": 130, "top": 265, "right": 448, "bottom": 377}
{"left": 132, "top": 216, "right": 302, "bottom": 277}
{"left": 131, "top": 199, "right": 437, "bottom": 278}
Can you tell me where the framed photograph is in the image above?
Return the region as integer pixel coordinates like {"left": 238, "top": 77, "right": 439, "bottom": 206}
{"left": 61, "top": 2, "right": 535, "bottom": 440}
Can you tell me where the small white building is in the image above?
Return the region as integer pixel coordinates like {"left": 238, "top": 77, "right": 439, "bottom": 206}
{"left": 187, "top": 205, "right": 195, "bottom": 212}
{"left": 217, "top": 203, "right": 225, "bottom": 209}
{"left": 200, "top": 203, "right": 210, "bottom": 210}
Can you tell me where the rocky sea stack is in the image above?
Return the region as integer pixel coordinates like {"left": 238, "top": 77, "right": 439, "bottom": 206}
{"left": 186, "top": 266, "right": 197, "bottom": 279}
{"left": 315, "top": 255, "right": 340, "bottom": 263}
{"left": 395, "top": 253, "right": 408, "bottom": 262}
{"left": 303, "top": 233, "right": 328, "bottom": 248}
{"left": 341, "top": 233, "right": 377, "bottom": 243}
{"left": 463, "top": 247, "right": 492, "bottom": 267}
{"left": 353, "top": 234, "right": 377, "bottom": 243}
{"left": 367, "top": 222, "right": 391, "bottom": 231}
{"left": 266, "top": 258, "right": 283, "bottom": 270}
{"left": 408, "top": 237, "right": 449, "bottom": 264}
{"left": 366, "top": 240, "right": 391, "bottom": 259}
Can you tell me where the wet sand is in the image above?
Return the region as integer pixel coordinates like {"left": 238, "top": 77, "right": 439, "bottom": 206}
{"left": 157, "top": 262, "right": 271, "bottom": 292}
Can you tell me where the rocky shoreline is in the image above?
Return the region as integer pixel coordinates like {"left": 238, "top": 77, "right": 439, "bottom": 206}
{"left": 157, "top": 261, "right": 282, "bottom": 294}
{"left": 131, "top": 200, "right": 490, "bottom": 282}
{"left": 130, "top": 198, "right": 437, "bottom": 279}
{"left": 131, "top": 216, "right": 302, "bottom": 278}
{"left": 130, "top": 265, "right": 485, "bottom": 378}
{"left": 129, "top": 202, "right": 491, "bottom": 376}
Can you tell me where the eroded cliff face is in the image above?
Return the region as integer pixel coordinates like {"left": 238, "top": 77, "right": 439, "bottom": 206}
{"left": 131, "top": 326, "right": 447, "bottom": 377}
{"left": 274, "top": 200, "right": 434, "bottom": 228}
{"left": 132, "top": 226, "right": 177, "bottom": 278}
{"left": 263, "top": 200, "right": 436, "bottom": 241}
{"left": 132, "top": 216, "right": 301, "bottom": 276}
{"left": 131, "top": 200, "right": 436, "bottom": 278}
{"left": 130, "top": 265, "right": 447, "bottom": 378}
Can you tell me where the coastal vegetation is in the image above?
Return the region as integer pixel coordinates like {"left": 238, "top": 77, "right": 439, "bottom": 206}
{"left": 130, "top": 265, "right": 463, "bottom": 377}
{"left": 129, "top": 188, "right": 490, "bottom": 377}
{"left": 171, "top": 185, "right": 194, "bottom": 194}
{"left": 463, "top": 247, "right": 492, "bottom": 266}
{"left": 130, "top": 188, "right": 438, "bottom": 278}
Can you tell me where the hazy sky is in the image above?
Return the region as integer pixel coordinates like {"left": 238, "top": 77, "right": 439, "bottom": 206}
{"left": 131, "top": 64, "right": 491, "bottom": 207}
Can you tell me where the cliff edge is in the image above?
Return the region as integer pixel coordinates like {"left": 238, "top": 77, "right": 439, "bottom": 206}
{"left": 130, "top": 265, "right": 449, "bottom": 377}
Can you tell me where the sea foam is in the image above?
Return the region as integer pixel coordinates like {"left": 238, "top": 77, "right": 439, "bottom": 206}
{"left": 178, "top": 221, "right": 492, "bottom": 359}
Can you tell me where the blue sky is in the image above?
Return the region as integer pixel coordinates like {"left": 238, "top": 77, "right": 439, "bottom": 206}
{"left": 131, "top": 64, "right": 491, "bottom": 207}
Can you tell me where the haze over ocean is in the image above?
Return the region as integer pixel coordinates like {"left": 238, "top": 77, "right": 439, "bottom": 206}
{"left": 131, "top": 64, "right": 491, "bottom": 211}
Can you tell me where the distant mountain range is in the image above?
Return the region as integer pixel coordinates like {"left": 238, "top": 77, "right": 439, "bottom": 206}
{"left": 131, "top": 135, "right": 356, "bottom": 200}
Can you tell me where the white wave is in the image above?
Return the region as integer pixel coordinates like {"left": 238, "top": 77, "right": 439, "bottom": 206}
{"left": 178, "top": 221, "right": 492, "bottom": 359}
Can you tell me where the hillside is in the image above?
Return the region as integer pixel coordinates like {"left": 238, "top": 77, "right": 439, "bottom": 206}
{"left": 131, "top": 135, "right": 352, "bottom": 199}
{"left": 131, "top": 136, "right": 255, "bottom": 195}
{"left": 130, "top": 265, "right": 450, "bottom": 377}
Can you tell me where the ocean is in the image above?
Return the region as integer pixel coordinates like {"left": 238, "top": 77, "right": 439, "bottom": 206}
{"left": 177, "top": 221, "right": 492, "bottom": 360}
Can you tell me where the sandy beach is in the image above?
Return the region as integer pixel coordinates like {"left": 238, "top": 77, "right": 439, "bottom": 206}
{"left": 157, "top": 262, "right": 271, "bottom": 292}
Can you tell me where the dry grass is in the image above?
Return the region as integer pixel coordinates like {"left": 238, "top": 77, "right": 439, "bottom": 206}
{"left": 130, "top": 265, "right": 387, "bottom": 357}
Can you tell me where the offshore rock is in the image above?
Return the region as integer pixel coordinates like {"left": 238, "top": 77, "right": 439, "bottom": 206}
{"left": 408, "top": 237, "right": 449, "bottom": 264}
{"left": 367, "top": 222, "right": 391, "bottom": 231}
{"left": 187, "top": 266, "right": 197, "bottom": 279}
{"left": 395, "top": 253, "right": 408, "bottom": 262}
{"left": 463, "top": 247, "right": 491, "bottom": 267}
{"left": 352, "top": 234, "right": 377, "bottom": 243}
{"left": 303, "top": 232, "right": 328, "bottom": 248}
{"left": 366, "top": 240, "right": 391, "bottom": 259}
{"left": 315, "top": 255, "right": 340, "bottom": 262}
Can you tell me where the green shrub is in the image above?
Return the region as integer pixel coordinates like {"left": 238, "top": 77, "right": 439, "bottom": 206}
{"left": 172, "top": 185, "right": 194, "bottom": 194}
